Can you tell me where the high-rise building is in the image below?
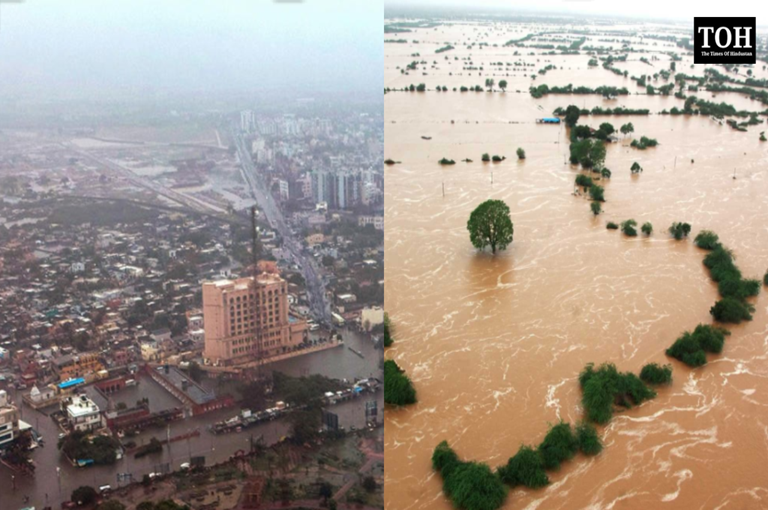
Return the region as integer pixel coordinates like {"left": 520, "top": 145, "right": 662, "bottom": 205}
{"left": 202, "top": 274, "right": 308, "bottom": 366}
{"left": 240, "top": 110, "right": 255, "bottom": 133}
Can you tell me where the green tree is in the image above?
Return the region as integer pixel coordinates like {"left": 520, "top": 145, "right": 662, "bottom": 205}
{"left": 575, "top": 422, "right": 603, "bottom": 455}
{"left": 668, "top": 222, "right": 691, "bottom": 240}
{"left": 516, "top": 148, "right": 526, "bottom": 160}
{"left": 564, "top": 105, "right": 581, "bottom": 127}
{"left": 589, "top": 185, "right": 605, "bottom": 202}
{"left": 630, "top": 162, "right": 643, "bottom": 174}
{"left": 620, "top": 122, "right": 634, "bottom": 137}
{"left": 621, "top": 219, "right": 638, "bottom": 237}
{"left": 639, "top": 363, "right": 673, "bottom": 385}
{"left": 383, "top": 312, "right": 394, "bottom": 347}
{"left": 641, "top": 222, "right": 653, "bottom": 235}
{"left": 538, "top": 422, "right": 579, "bottom": 470}
{"left": 384, "top": 360, "right": 417, "bottom": 405}
{"left": 590, "top": 201, "right": 601, "bottom": 216}
{"left": 467, "top": 200, "right": 514, "bottom": 254}
{"left": 362, "top": 475, "right": 377, "bottom": 492}
{"left": 497, "top": 444, "right": 548, "bottom": 488}
{"left": 498, "top": 80, "right": 507, "bottom": 92}
{"left": 72, "top": 486, "right": 98, "bottom": 506}
{"left": 694, "top": 230, "right": 719, "bottom": 250}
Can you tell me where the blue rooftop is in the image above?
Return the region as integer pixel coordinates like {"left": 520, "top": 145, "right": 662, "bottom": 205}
{"left": 59, "top": 377, "right": 85, "bottom": 389}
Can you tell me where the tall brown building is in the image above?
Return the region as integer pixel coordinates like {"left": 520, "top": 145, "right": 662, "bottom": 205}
{"left": 202, "top": 274, "right": 307, "bottom": 366}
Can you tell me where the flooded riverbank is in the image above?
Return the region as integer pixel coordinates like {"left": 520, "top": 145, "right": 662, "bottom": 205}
{"left": 384, "top": 20, "right": 768, "bottom": 510}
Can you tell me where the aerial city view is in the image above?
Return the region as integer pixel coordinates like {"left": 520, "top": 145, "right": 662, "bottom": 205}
{"left": 383, "top": 4, "right": 768, "bottom": 510}
{"left": 0, "top": 2, "right": 383, "bottom": 510}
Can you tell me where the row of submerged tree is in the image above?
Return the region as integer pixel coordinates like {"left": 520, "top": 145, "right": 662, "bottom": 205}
{"left": 439, "top": 150, "right": 526, "bottom": 166}
{"left": 432, "top": 360, "right": 672, "bottom": 510}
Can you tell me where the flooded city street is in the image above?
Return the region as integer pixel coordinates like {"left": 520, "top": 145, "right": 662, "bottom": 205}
{"left": 384, "top": 21, "right": 768, "bottom": 510}
{"left": 0, "top": 328, "right": 381, "bottom": 509}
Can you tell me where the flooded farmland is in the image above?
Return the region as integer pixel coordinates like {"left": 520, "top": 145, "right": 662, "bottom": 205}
{"left": 384, "top": 19, "right": 768, "bottom": 510}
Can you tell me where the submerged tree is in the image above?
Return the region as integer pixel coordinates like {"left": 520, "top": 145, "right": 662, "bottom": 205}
{"left": 384, "top": 359, "right": 417, "bottom": 405}
{"left": 620, "top": 122, "right": 635, "bottom": 137}
{"left": 668, "top": 222, "right": 692, "bottom": 240}
{"left": 497, "top": 445, "right": 549, "bottom": 489}
{"left": 621, "top": 219, "right": 638, "bottom": 237}
{"left": 590, "top": 201, "right": 601, "bottom": 216}
{"left": 641, "top": 222, "right": 653, "bottom": 235}
{"left": 467, "top": 200, "right": 514, "bottom": 254}
{"left": 564, "top": 105, "right": 581, "bottom": 127}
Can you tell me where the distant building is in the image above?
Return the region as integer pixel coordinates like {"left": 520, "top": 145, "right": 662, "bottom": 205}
{"left": 55, "top": 352, "right": 104, "bottom": 381}
{"left": 358, "top": 215, "right": 384, "bottom": 230}
{"left": 63, "top": 394, "right": 102, "bottom": 432}
{"left": 0, "top": 390, "right": 20, "bottom": 450}
{"left": 202, "top": 274, "right": 308, "bottom": 366}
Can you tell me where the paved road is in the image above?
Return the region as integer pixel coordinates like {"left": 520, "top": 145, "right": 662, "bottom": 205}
{"left": 232, "top": 128, "right": 331, "bottom": 323}
{"left": 66, "top": 144, "right": 226, "bottom": 214}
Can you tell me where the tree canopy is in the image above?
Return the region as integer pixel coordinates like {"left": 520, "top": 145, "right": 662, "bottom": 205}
{"left": 467, "top": 200, "right": 514, "bottom": 254}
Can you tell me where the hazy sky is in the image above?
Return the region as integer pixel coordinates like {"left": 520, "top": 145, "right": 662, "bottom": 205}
{"left": 0, "top": 0, "right": 382, "bottom": 102}
{"left": 387, "top": 0, "right": 768, "bottom": 24}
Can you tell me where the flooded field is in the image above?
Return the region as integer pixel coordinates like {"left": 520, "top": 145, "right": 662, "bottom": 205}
{"left": 384, "top": 19, "right": 768, "bottom": 510}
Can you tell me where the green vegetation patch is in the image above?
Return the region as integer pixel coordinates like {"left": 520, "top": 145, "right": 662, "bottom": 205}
{"left": 384, "top": 359, "right": 417, "bottom": 406}
{"left": 666, "top": 324, "right": 730, "bottom": 367}
{"left": 575, "top": 422, "right": 603, "bottom": 456}
{"left": 432, "top": 441, "right": 508, "bottom": 510}
{"left": 579, "top": 363, "right": 656, "bottom": 424}
{"left": 537, "top": 422, "right": 579, "bottom": 470}
{"left": 639, "top": 363, "right": 673, "bottom": 385}
{"left": 497, "top": 445, "right": 549, "bottom": 489}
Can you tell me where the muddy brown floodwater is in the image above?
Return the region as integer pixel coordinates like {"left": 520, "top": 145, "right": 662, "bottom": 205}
{"left": 384, "top": 20, "right": 768, "bottom": 510}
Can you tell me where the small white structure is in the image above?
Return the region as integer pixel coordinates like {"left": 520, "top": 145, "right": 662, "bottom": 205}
{"left": 361, "top": 306, "right": 385, "bottom": 331}
{"left": 65, "top": 394, "right": 102, "bottom": 432}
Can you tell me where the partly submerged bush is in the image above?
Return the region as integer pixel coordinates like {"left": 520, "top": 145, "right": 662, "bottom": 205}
{"left": 439, "top": 158, "right": 456, "bottom": 165}
{"left": 718, "top": 278, "right": 760, "bottom": 300}
{"left": 710, "top": 296, "right": 754, "bottom": 323}
{"left": 384, "top": 359, "right": 417, "bottom": 405}
{"left": 579, "top": 363, "right": 656, "bottom": 424}
{"left": 538, "top": 422, "right": 579, "bottom": 470}
{"left": 432, "top": 440, "right": 461, "bottom": 478}
{"left": 575, "top": 422, "right": 603, "bottom": 456}
{"left": 668, "top": 222, "right": 691, "bottom": 240}
{"left": 621, "top": 219, "right": 638, "bottom": 237}
{"left": 666, "top": 324, "right": 730, "bottom": 367}
{"left": 641, "top": 222, "right": 653, "bottom": 235}
{"left": 589, "top": 184, "right": 605, "bottom": 202}
{"left": 639, "top": 363, "right": 673, "bottom": 385}
{"left": 497, "top": 445, "right": 549, "bottom": 489}
{"left": 694, "top": 230, "right": 720, "bottom": 250}
{"left": 575, "top": 174, "right": 593, "bottom": 190}
{"left": 432, "top": 442, "right": 508, "bottom": 510}
{"left": 606, "top": 222, "right": 619, "bottom": 230}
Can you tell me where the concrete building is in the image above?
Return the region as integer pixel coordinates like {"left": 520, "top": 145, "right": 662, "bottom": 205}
{"left": 358, "top": 215, "right": 384, "bottom": 230}
{"left": 63, "top": 394, "right": 102, "bottom": 432}
{"left": 202, "top": 274, "right": 308, "bottom": 366}
{"left": 55, "top": 352, "right": 104, "bottom": 381}
{"left": 0, "top": 390, "right": 20, "bottom": 450}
